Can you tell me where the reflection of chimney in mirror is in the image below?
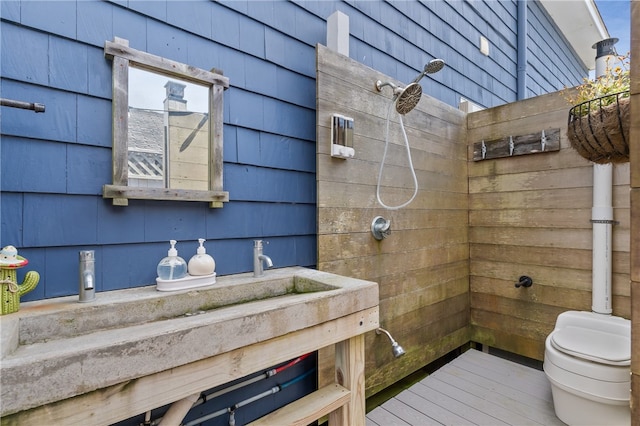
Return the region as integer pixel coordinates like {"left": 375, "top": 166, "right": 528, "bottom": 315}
{"left": 164, "top": 81, "right": 187, "bottom": 111}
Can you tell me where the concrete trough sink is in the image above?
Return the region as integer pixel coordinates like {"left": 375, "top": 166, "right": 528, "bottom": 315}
{"left": 0, "top": 267, "right": 379, "bottom": 417}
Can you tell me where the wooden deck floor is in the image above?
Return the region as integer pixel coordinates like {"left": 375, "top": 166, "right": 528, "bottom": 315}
{"left": 366, "top": 349, "right": 564, "bottom": 426}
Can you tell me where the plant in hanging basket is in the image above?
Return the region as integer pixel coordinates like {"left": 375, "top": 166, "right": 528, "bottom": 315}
{"left": 564, "top": 54, "right": 630, "bottom": 164}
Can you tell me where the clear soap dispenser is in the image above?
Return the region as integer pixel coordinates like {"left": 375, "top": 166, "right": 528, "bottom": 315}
{"left": 188, "top": 238, "right": 216, "bottom": 276}
{"left": 157, "top": 240, "right": 188, "bottom": 280}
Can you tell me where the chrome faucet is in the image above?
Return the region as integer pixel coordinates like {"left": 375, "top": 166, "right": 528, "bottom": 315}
{"left": 79, "top": 250, "right": 95, "bottom": 302}
{"left": 253, "top": 240, "right": 273, "bottom": 277}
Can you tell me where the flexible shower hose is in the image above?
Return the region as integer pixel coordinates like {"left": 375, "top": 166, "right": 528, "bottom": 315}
{"left": 376, "top": 99, "right": 419, "bottom": 210}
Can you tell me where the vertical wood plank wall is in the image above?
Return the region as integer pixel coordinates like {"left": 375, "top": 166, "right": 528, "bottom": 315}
{"left": 629, "top": 1, "right": 639, "bottom": 423}
{"left": 316, "top": 45, "right": 469, "bottom": 396}
{"left": 467, "top": 92, "right": 631, "bottom": 360}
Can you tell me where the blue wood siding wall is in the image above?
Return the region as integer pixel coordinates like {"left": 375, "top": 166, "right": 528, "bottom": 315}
{"left": 1, "top": 0, "right": 586, "bottom": 301}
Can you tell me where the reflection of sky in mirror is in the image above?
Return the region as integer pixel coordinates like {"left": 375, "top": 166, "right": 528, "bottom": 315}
{"left": 129, "top": 67, "right": 208, "bottom": 113}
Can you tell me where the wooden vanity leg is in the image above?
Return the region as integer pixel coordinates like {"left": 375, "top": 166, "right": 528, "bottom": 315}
{"left": 329, "top": 334, "right": 365, "bottom": 426}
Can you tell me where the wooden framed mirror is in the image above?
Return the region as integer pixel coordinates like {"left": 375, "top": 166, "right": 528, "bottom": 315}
{"left": 103, "top": 37, "right": 229, "bottom": 207}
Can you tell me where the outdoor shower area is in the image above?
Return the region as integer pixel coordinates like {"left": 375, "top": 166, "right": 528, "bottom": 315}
{"left": 315, "top": 44, "right": 632, "bottom": 397}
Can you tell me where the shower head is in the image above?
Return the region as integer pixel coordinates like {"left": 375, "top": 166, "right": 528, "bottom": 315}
{"left": 376, "top": 58, "right": 444, "bottom": 115}
{"left": 411, "top": 58, "right": 446, "bottom": 84}
{"left": 375, "top": 80, "right": 422, "bottom": 115}
{"left": 395, "top": 83, "right": 422, "bottom": 115}
{"left": 376, "top": 327, "right": 406, "bottom": 358}
{"left": 391, "top": 341, "right": 406, "bottom": 358}
{"left": 425, "top": 58, "right": 445, "bottom": 74}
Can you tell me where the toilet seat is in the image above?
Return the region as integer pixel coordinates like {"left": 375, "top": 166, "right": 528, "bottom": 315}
{"left": 545, "top": 334, "right": 630, "bottom": 384}
{"left": 550, "top": 325, "right": 630, "bottom": 366}
{"left": 543, "top": 311, "right": 631, "bottom": 425}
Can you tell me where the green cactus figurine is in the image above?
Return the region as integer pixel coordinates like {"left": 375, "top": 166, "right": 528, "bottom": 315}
{"left": 1, "top": 245, "right": 40, "bottom": 315}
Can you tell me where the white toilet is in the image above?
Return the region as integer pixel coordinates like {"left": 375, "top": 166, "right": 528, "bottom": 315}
{"left": 543, "top": 310, "right": 631, "bottom": 425}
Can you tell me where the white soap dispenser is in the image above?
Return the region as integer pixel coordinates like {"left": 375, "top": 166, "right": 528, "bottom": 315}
{"left": 188, "top": 238, "right": 216, "bottom": 276}
{"left": 157, "top": 240, "right": 188, "bottom": 280}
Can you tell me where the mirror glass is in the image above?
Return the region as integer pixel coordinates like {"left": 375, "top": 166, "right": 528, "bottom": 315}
{"left": 128, "top": 67, "right": 209, "bottom": 191}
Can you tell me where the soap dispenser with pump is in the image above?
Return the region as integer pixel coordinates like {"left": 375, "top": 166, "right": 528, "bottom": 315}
{"left": 156, "top": 239, "right": 217, "bottom": 292}
{"left": 156, "top": 240, "right": 188, "bottom": 281}
{"left": 188, "top": 238, "right": 216, "bottom": 276}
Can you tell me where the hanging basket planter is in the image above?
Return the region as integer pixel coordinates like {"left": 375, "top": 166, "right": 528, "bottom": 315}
{"left": 567, "top": 91, "right": 630, "bottom": 164}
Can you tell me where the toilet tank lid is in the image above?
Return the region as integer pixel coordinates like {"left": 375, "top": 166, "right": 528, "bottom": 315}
{"left": 551, "top": 326, "right": 630, "bottom": 365}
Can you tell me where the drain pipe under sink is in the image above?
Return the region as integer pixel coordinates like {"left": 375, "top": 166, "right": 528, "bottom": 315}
{"left": 158, "top": 392, "right": 200, "bottom": 426}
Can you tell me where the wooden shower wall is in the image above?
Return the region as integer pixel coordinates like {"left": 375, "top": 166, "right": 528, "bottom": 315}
{"left": 467, "top": 91, "right": 631, "bottom": 360}
{"left": 316, "top": 43, "right": 632, "bottom": 399}
{"left": 315, "top": 45, "right": 469, "bottom": 396}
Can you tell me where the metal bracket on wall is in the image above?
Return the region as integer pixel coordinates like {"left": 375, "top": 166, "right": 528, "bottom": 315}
{"left": 472, "top": 128, "right": 560, "bottom": 161}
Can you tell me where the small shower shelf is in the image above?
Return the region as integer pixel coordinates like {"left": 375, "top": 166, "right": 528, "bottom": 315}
{"left": 473, "top": 128, "right": 560, "bottom": 161}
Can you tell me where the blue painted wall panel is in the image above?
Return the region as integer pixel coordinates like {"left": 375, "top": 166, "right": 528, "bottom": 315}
{"left": 239, "top": 16, "right": 266, "bottom": 59}
{"left": 0, "top": 0, "right": 20, "bottom": 21}
{"left": 224, "top": 164, "right": 314, "bottom": 204}
{"left": 97, "top": 203, "right": 146, "bottom": 244}
{"left": 262, "top": 98, "right": 315, "bottom": 140}
{"left": 294, "top": 235, "right": 317, "bottom": 266}
{"left": 1, "top": 23, "right": 49, "bottom": 85}
{"left": 229, "top": 89, "right": 264, "bottom": 130}
{"left": 211, "top": 2, "right": 241, "bottom": 49}
{"left": 112, "top": 5, "right": 148, "bottom": 49}
{"left": 186, "top": 36, "right": 219, "bottom": 73}
{"left": 50, "top": 36, "right": 89, "bottom": 93}
{"left": 67, "top": 145, "right": 112, "bottom": 194}
{"left": 264, "top": 30, "right": 316, "bottom": 77}
{"left": 244, "top": 55, "right": 278, "bottom": 98}
{"left": 166, "top": 0, "right": 212, "bottom": 40}
{"left": 206, "top": 201, "right": 263, "bottom": 239}
{"left": 102, "top": 243, "right": 159, "bottom": 290}
{"left": 146, "top": 18, "right": 189, "bottom": 64}
{"left": 0, "top": 137, "right": 67, "bottom": 193}
{"left": 77, "top": 0, "right": 114, "bottom": 47}
{"left": 236, "top": 127, "right": 261, "bottom": 165}
{"left": 143, "top": 201, "right": 207, "bottom": 242}
{"left": 20, "top": 0, "right": 76, "bottom": 39}
{"left": 0, "top": 192, "right": 23, "bottom": 246}
{"left": 259, "top": 133, "right": 316, "bottom": 172}
{"left": 77, "top": 95, "right": 112, "bottom": 146}
{"left": 223, "top": 125, "right": 239, "bottom": 163}
{"left": 23, "top": 194, "right": 98, "bottom": 247}
{"left": 294, "top": 6, "right": 327, "bottom": 46}
{"left": 215, "top": 45, "right": 247, "bottom": 87}
{"left": 125, "top": 0, "right": 167, "bottom": 23}
{"left": 86, "top": 47, "right": 113, "bottom": 99}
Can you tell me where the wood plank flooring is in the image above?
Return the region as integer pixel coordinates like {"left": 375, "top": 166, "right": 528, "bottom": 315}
{"left": 366, "top": 349, "right": 564, "bottom": 426}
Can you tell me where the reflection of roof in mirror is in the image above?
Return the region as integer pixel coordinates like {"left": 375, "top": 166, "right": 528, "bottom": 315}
{"left": 129, "top": 67, "right": 208, "bottom": 113}
{"left": 128, "top": 108, "right": 163, "bottom": 151}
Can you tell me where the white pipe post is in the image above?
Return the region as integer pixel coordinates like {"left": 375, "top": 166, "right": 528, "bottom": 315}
{"left": 592, "top": 163, "right": 613, "bottom": 314}
{"left": 590, "top": 38, "right": 618, "bottom": 315}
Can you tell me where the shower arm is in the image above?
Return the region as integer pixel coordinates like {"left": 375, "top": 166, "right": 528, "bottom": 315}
{"left": 375, "top": 80, "right": 400, "bottom": 94}
{"left": 376, "top": 327, "right": 398, "bottom": 345}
